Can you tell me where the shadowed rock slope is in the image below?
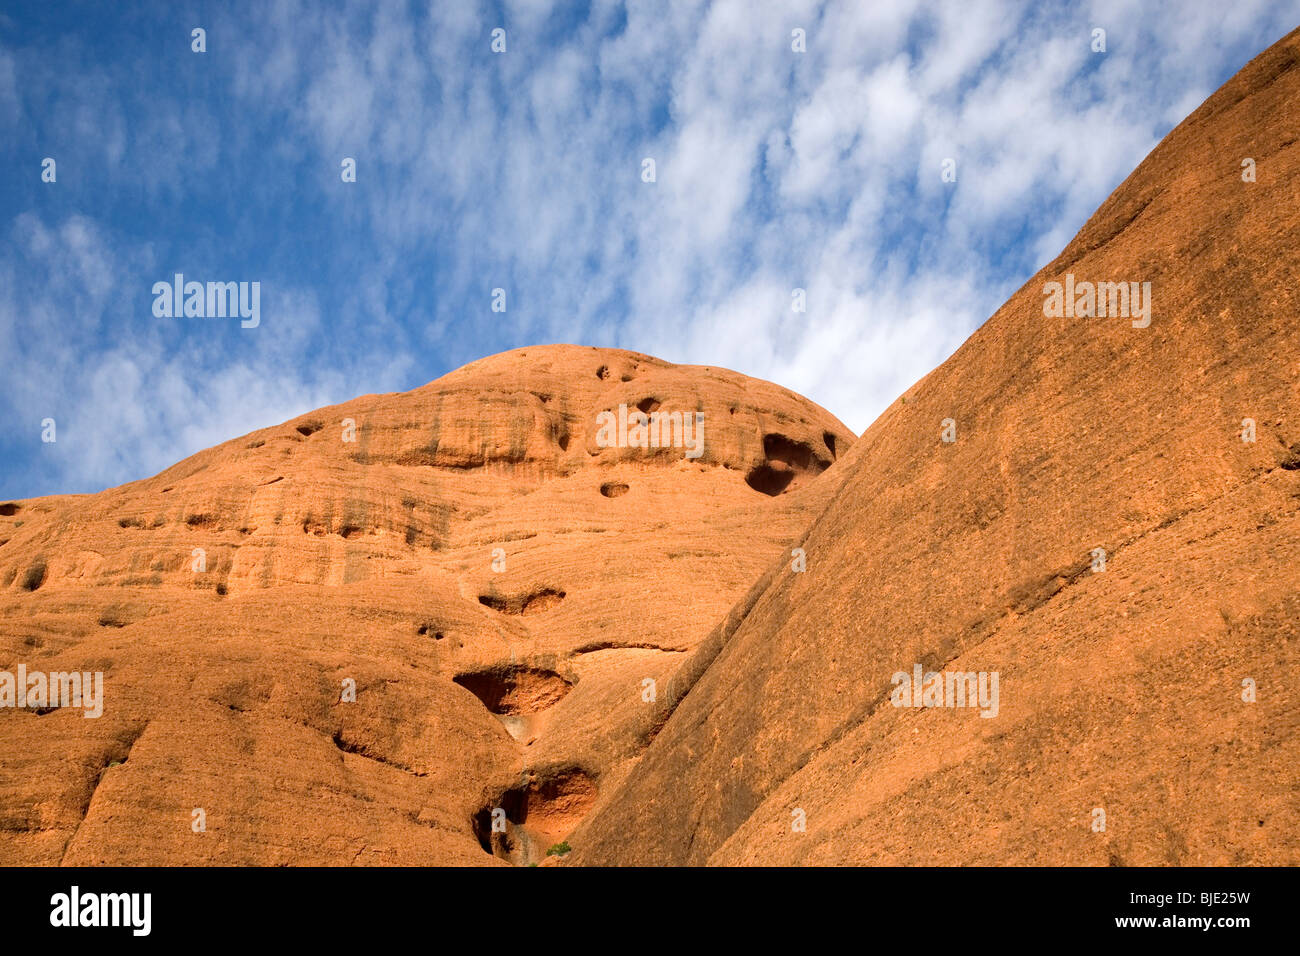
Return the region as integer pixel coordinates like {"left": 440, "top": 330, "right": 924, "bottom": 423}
{"left": 0, "top": 346, "right": 854, "bottom": 865}
{"left": 569, "top": 26, "right": 1300, "bottom": 866}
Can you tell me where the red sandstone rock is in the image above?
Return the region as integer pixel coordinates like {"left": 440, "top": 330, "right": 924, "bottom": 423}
{"left": 0, "top": 346, "right": 853, "bottom": 866}
{"left": 569, "top": 27, "right": 1300, "bottom": 867}
{"left": 5, "top": 25, "right": 1300, "bottom": 869}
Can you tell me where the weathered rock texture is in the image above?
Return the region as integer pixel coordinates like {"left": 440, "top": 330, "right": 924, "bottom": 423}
{"left": 5, "top": 26, "right": 1300, "bottom": 869}
{"left": 0, "top": 347, "right": 853, "bottom": 865}
{"left": 569, "top": 26, "right": 1300, "bottom": 866}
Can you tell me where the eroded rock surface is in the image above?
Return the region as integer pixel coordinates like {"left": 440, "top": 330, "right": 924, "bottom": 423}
{"left": 569, "top": 29, "right": 1300, "bottom": 867}
{"left": 0, "top": 345, "right": 853, "bottom": 866}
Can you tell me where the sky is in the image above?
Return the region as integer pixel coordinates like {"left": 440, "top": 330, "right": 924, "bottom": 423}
{"left": 1, "top": 0, "right": 1297, "bottom": 499}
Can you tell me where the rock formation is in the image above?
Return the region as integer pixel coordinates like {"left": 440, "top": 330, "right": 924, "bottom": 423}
{"left": 0, "top": 346, "right": 853, "bottom": 865}
{"left": 569, "top": 26, "right": 1300, "bottom": 866}
{"left": 4, "top": 25, "right": 1299, "bottom": 868}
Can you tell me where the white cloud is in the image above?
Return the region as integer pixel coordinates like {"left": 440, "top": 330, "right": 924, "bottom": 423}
{"left": 5, "top": 0, "right": 1300, "bottom": 497}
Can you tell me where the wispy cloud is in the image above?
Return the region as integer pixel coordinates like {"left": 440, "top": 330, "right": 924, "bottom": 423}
{"left": 1, "top": 0, "right": 1296, "bottom": 497}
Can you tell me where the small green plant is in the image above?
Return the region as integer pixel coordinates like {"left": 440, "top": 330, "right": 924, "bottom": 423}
{"left": 546, "top": 841, "right": 571, "bottom": 857}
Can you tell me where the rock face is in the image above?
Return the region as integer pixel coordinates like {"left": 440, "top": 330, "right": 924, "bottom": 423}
{"left": 568, "top": 27, "right": 1300, "bottom": 866}
{"left": 5, "top": 28, "right": 1300, "bottom": 871}
{"left": 0, "top": 346, "right": 854, "bottom": 865}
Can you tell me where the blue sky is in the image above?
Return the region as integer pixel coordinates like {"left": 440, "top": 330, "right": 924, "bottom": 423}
{"left": 1, "top": 0, "right": 1296, "bottom": 499}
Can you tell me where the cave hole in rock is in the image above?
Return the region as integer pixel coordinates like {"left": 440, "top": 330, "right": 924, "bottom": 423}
{"left": 745, "top": 462, "right": 796, "bottom": 496}
{"left": 20, "top": 561, "right": 47, "bottom": 592}
{"left": 453, "top": 665, "right": 573, "bottom": 716}
{"left": 478, "top": 587, "right": 566, "bottom": 615}
{"left": 471, "top": 767, "right": 598, "bottom": 863}
{"left": 762, "top": 433, "right": 827, "bottom": 470}
{"left": 745, "top": 433, "right": 832, "bottom": 496}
